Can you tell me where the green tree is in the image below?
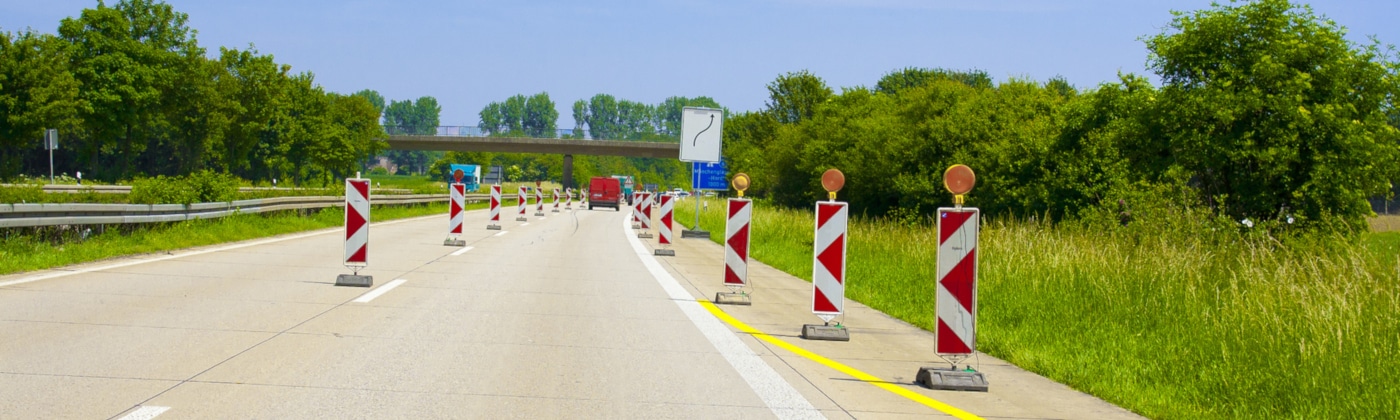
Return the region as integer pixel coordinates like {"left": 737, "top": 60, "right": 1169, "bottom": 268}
{"left": 766, "top": 70, "right": 833, "bottom": 124}
{"left": 351, "top": 89, "right": 385, "bottom": 122}
{"left": 874, "top": 67, "right": 992, "bottom": 94}
{"left": 59, "top": 0, "right": 197, "bottom": 180}
{"left": 1146, "top": 0, "right": 1400, "bottom": 229}
{"left": 522, "top": 92, "right": 558, "bottom": 138}
{"left": 211, "top": 45, "right": 287, "bottom": 179}
{"left": 0, "top": 29, "right": 84, "bottom": 179}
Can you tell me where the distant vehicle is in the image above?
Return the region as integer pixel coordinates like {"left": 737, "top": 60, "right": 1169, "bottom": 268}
{"left": 589, "top": 177, "right": 622, "bottom": 211}
{"left": 448, "top": 164, "right": 481, "bottom": 192}
{"left": 612, "top": 175, "right": 635, "bottom": 205}
{"left": 674, "top": 190, "right": 691, "bottom": 199}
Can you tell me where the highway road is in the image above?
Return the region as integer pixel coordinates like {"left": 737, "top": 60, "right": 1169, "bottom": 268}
{"left": 0, "top": 206, "right": 1143, "bottom": 419}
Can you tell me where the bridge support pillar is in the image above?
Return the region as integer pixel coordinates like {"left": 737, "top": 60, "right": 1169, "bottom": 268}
{"left": 563, "top": 154, "right": 574, "bottom": 189}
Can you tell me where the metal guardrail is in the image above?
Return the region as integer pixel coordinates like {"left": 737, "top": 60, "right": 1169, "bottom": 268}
{"left": 0, "top": 194, "right": 490, "bottom": 228}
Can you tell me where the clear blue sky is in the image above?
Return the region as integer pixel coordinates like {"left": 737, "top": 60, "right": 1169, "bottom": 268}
{"left": 4, "top": 1, "right": 1398, "bottom": 128}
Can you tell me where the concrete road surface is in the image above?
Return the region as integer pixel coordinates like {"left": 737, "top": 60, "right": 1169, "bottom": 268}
{"left": 0, "top": 206, "right": 1144, "bottom": 419}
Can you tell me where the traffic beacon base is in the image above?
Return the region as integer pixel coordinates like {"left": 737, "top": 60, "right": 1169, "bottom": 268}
{"left": 681, "top": 229, "right": 710, "bottom": 238}
{"left": 916, "top": 365, "right": 988, "bottom": 392}
{"left": 654, "top": 248, "right": 674, "bottom": 256}
{"left": 713, "top": 291, "right": 750, "bottom": 306}
{"left": 443, "top": 238, "right": 466, "bottom": 247}
{"left": 801, "top": 322, "right": 849, "bottom": 341}
{"left": 336, "top": 274, "right": 373, "bottom": 288}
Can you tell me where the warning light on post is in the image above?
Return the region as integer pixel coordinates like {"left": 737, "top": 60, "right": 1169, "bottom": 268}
{"left": 732, "top": 173, "right": 750, "bottom": 198}
{"left": 943, "top": 165, "right": 975, "bottom": 208}
{"left": 821, "top": 169, "right": 844, "bottom": 202}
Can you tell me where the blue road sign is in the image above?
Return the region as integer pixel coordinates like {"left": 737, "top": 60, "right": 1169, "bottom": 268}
{"left": 692, "top": 161, "right": 728, "bottom": 191}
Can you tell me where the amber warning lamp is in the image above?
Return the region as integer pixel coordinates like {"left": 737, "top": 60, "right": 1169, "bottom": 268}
{"left": 821, "top": 169, "right": 845, "bottom": 202}
{"left": 732, "top": 173, "right": 751, "bottom": 198}
{"left": 944, "top": 164, "right": 976, "bottom": 209}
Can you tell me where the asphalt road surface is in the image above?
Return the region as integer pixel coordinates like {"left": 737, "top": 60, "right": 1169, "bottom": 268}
{"left": 0, "top": 206, "right": 1143, "bottom": 419}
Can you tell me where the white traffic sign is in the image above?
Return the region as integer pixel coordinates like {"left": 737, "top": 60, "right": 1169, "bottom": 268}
{"left": 680, "top": 107, "right": 723, "bottom": 163}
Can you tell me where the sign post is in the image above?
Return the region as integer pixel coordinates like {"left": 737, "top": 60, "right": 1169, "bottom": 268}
{"left": 918, "top": 164, "right": 989, "bottom": 392}
{"left": 683, "top": 161, "right": 728, "bottom": 239}
{"left": 680, "top": 107, "right": 723, "bottom": 239}
{"left": 715, "top": 173, "right": 753, "bottom": 305}
{"left": 336, "top": 175, "right": 373, "bottom": 287}
{"left": 802, "top": 169, "right": 850, "bottom": 341}
{"left": 44, "top": 129, "right": 57, "bottom": 183}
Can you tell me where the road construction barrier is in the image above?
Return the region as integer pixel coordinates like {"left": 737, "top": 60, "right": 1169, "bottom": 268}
{"left": 488, "top": 185, "right": 501, "bottom": 230}
{"left": 725, "top": 198, "right": 752, "bottom": 289}
{"left": 552, "top": 188, "right": 560, "bottom": 212}
{"left": 337, "top": 177, "right": 373, "bottom": 287}
{"left": 516, "top": 186, "right": 528, "bottom": 221}
{"left": 446, "top": 183, "right": 465, "bottom": 246}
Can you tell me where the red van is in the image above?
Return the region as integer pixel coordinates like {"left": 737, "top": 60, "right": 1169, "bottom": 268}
{"left": 588, "top": 177, "right": 622, "bottom": 210}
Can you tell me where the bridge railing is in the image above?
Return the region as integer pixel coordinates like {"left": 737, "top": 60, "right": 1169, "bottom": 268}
{"left": 383, "top": 126, "right": 681, "bottom": 143}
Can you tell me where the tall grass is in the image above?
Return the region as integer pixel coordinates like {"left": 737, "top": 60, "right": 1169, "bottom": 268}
{"left": 677, "top": 197, "right": 1399, "bottom": 419}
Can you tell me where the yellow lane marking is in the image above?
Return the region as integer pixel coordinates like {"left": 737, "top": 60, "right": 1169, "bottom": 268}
{"left": 698, "top": 300, "right": 984, "bottom": 420}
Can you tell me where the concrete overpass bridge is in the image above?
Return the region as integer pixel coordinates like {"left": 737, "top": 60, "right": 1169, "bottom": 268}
{"left": 385, "top": 126, "right": 681, "bottom": 188}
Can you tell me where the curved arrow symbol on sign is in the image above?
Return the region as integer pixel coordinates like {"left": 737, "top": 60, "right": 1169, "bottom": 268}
{"left": 693, "top": 114, "right": 714, "bottom": 147}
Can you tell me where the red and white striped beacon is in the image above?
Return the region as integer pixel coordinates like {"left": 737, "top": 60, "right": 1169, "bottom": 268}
{"left": 516, "top": 186, "right": 528, "bottom": 221}
{"left": 803, "top": 169, "right": 849, "bottom": 341}
{"left": 336, "top": 174, "right": 373, "bottom": 287}
{"left": 565, "top": 187, "right": 573, "bottom": 210}
{"left": 487, "top": 184, "right": 502, "bottom": 230}
{"left": 534, "top": 181, "right": 545, "bottom": 216}
{"left": 654, "top": 193, "right": 675, "bottom": 256}
{"left": 552, "top": 188, "right": 560, "bottom": 212}
{"left": 716, "top": 173, "right": 753, "bottom": 306}
{"left": 445, "top": 169, "right": 466, "bottom": 246}
{"left": 919, "top": 164, "right": 989, "bottom": 392}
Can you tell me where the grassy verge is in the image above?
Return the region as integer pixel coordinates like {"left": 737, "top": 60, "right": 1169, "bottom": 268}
{"left": 677, "top": 197, "right": 1399, "bottom": 419}
{"left": 0, "top": 201, "right": 481, "bottom": 276}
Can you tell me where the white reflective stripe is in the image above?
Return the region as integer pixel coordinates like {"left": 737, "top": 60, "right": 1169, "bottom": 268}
{"left": 353, "top": 278, "right": 407, "bottom": 303}
{"left": 622, "top": 215, "right": 823, "bottom": 420}
{"left": 936, "top": 286, "right": 976, "bottom": 346}
{"left": 936, "top": 212, "right": 978, "bottom": 281}
{"left": 117, "top": 406, "right": 170, "bottom": 420}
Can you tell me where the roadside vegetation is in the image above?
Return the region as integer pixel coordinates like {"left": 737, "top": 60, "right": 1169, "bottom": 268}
{"left": 677, "top": 197, "right": 1399, "bottom": 419}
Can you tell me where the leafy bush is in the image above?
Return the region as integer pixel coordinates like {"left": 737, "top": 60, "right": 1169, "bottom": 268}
{"left": 130, "top": 171, "right": 239, "bottom": 205}
{"left": 0, "top": 183, "right": 45, "bottom": 204}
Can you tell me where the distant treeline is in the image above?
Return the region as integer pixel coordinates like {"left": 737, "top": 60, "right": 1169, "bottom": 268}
{"left": 0, "top": 0, "right": 386, "bottom": 186}
{"left": 724, "top": 0, "right": 1400, "bottom": 231}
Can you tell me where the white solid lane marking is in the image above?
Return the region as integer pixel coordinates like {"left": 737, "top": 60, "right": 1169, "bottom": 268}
{"left": 494, "top": 231, "right": 508, "bottom": 237}
{"left": 0, "top": 215, "right": 432, "bottom": 289}
{"left": 450, "top": 246, "right": 475, "bottom": 256}
{"left": 353, "top": 279, "right": 407, "bottom": 303}
{"left": 622, "top": 216, "right": 823, "bottom": 420}
{"left": 118, "top": 406, "right": 170, "bottom": 420}
{"left": 521, "top": 222, "right": 530, "bottom": 226}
